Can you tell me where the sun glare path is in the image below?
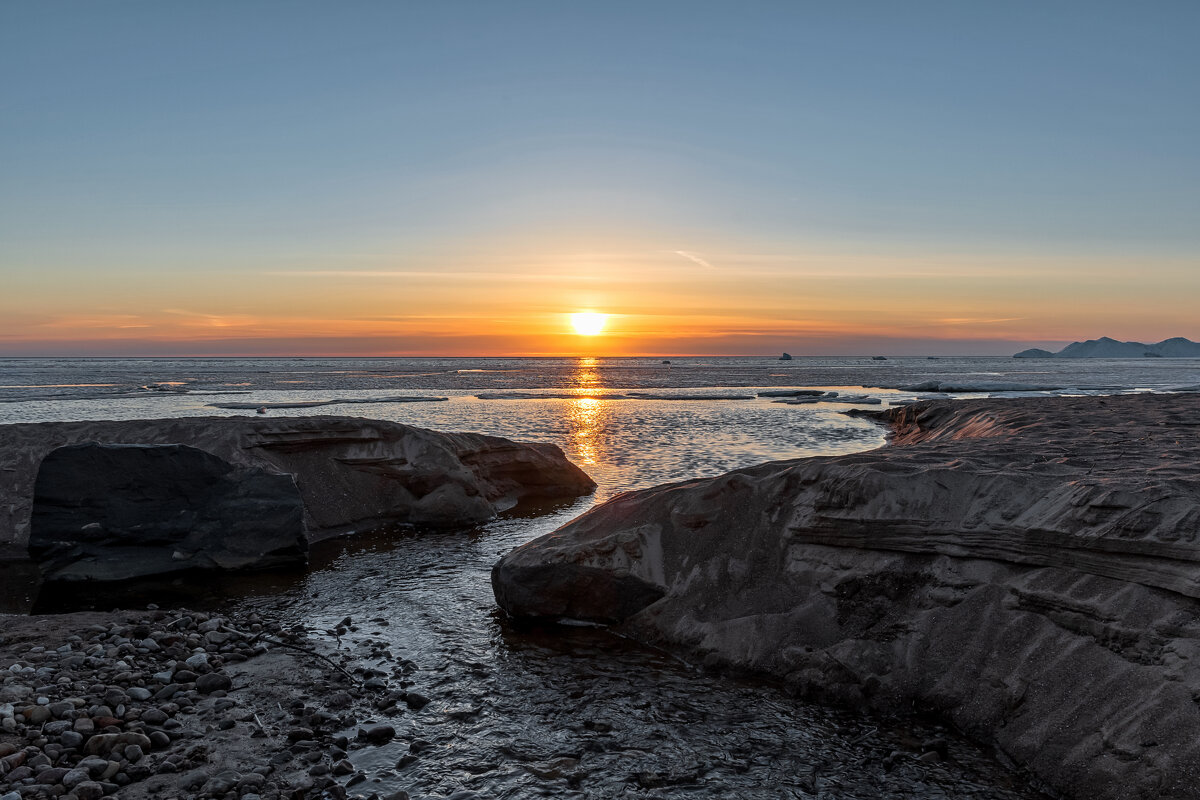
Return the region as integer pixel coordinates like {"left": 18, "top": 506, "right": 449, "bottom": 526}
{"left": 570, "top": 311, "right": 607, "bottom": 336}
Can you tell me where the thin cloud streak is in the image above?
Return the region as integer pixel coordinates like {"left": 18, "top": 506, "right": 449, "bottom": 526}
{"left": 672, "top": 251, "right": 715, "bottom": 269}
{"left": 266, "top": 270, "right": 604, "bottom": 282}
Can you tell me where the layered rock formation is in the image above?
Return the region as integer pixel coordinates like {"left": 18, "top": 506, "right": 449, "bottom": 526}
{"left": 493, "top": 394, "right": 1200, "bottom": 800}
{"left": 0, "top": 416, "right": 594, "bottom": 580}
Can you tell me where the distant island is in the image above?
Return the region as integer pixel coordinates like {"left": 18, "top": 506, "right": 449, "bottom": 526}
{"left": 1014, "top": 336, "right": 1200, "bottom": 358}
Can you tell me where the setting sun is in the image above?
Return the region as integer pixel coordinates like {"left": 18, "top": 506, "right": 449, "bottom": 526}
{"left": 569, "top": 311, "right": 608, "bottom": 336}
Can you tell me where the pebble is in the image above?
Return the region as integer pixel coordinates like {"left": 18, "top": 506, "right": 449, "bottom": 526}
{"left": 141, "top": 708, "right": 169, "bottom": 725}
{"left": 0, "top": 606, "right": 435, "bottom": 800}
{"left": 405, "top": 691, "right": 431, "bottom": 710}
{"left": 195, "top": 672, "right": 232, "bottom": 693}
{"left": 362, "top": 724, "right": 396, "bottom": 744}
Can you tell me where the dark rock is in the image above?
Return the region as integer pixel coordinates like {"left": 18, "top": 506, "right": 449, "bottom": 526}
{"left": 141, "top": 708, "right": 168, "bottom": 725}
{"left": 29, "top": 442, "right": 306, "bottom": 581}
{"left": 62, "top": 766, "right": 89, "bottom": 788}
{"left": 403, "top": 692, "right": 430, "bottom": 710}
{"left": 1, "top": 417, "right": 596, "bottom": 570}
{"left": 285, "top": 727, "right": 313, "bottom": 742}
{"left": 201, "top": 769, "right": 241, "bottom": 795}
{"left": 361, "top": 724, "right": 395, "bottom": 744}
{"left": 195, "top": 672, "right": 232, "bottom": 694}
{"left": 72, "top": 782, "right": 106, "bottom": 800}
{"left": 35, "top": 766, "right": 69, "bottom": 785}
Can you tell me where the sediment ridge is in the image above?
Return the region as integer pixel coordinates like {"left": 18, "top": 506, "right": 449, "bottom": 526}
{"left": 492, "top": 393, "right": 1200, "bottom": 799}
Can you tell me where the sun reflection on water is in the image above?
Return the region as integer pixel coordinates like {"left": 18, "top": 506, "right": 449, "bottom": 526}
{"left": 567, "top": 396, "right": 605, "bottom": 465}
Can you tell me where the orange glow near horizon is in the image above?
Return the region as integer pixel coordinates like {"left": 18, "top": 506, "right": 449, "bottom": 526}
{"left": 3, "top": 243, "right": 1197, "bottom": 357}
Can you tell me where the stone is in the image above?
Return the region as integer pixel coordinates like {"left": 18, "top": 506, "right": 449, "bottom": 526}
{"left": 140, "top": 708, "right": 168, "bottom": 725}
{"left": 0, "top": 416, "right": 596, "bottom": 576}
{"left": 35, "top": 766, "right": 69, "bottom": 785}
{"left": 404, "top": 692, "right": 430, "bottom": 710}
{"left": 201, "top": 769, "right": 241, "bottom": 795}
{"left": 194, "top": 672, "right": 231, "bottom": 694}
{"left": 28, "top": 442, "right": 306, "bottom": 581}
{"left": 492, "top": 394, "right": 1200, "bottom": 800}
{"left": 25, "top": 704, "right": 51, "bottom": 723}
{"left": 61, "top": 766, "right": 89, "bottom": 788}
{"left": 73, "top": 782, "right": 105, "bottom": 800}
{"left": 361, "top": 724, "right": 395, "bottom": 744}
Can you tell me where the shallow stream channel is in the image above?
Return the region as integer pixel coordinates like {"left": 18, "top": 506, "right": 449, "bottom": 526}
{"left": 36, "top": 494, "right": 1054, "bottom": 800}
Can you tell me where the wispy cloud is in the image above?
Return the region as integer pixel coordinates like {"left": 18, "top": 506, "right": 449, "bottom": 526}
{"left": 672, "top": 251, "right": 715, "bottom": 269}
{"left": 266, "top": 270, "right": 602, "bottom": 282}
{"left": 937, "top": 317, "right": 1025, "bottom": 325}
{"left": 162, "top": 309, "right": 258, "bottom": 329}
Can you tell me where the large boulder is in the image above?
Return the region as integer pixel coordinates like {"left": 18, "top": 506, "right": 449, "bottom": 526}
{"left": 30, "top": 443, "right": 305, "bottom": 581}
{"left": 493, "top": 393, "right": 1200, "bottom": 800}
{"left": 0, "top": 417, "right": 595, "bottom": 573}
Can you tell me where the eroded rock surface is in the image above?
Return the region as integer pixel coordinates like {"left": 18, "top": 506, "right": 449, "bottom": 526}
{"left": 0, "top": 416, "right": 595, "bottom": 572}
{"left": 30, "top": 443, "right": 305, "bottom": 581}
{"left": 493, "top": 393, "right": 1200, "bottom": 800}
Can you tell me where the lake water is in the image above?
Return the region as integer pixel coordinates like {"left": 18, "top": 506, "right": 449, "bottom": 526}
{"left": 6, "top": 355, "right": 1198, "bottom": 797}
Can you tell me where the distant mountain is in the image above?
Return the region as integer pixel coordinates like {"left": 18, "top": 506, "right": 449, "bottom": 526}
{"left": 1014, "top": 337, "right": 1200, "bottom": 358}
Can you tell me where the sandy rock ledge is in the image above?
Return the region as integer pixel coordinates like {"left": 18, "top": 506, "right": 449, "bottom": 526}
{"left": 492, "top": 393, "right": 1200, "bottom": 800}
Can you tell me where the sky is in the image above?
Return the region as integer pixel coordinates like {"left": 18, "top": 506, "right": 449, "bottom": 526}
{"left": 2, "top": 1, "right": 1198, "bottom": 357}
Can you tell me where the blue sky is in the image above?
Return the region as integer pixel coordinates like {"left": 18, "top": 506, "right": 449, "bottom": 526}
{"left": 2, "top": 1, "right": 1197, "bottom": 355}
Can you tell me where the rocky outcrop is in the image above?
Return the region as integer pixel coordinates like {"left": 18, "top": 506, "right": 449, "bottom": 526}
{"left": 30, "top": 443, "right": 306, "bottom": 581}
{"left": 0, "top": 416, "right": 595, "bottom": 576}
{"left": 493, "top": 394, "right": 1200, "bottom": 800}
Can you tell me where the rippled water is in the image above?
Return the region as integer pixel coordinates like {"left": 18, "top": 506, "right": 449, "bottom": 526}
{"left": 53, "top": 513, "right": 1053, "bottom": 799}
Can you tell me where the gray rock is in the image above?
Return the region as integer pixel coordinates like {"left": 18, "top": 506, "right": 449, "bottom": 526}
{"left": 126, "top": 687, "right": 152, "bottom": 701}
{"left": 61, "top": 766, "right": 90, "bottom": 788}
{"left": 194, "top": 672, "right": 231, "bottom": 694}
{"left": 34, "top": 766, "right": 69, "bottom": 785}
{"left": 73, "top": 783, "right": 105, "bottom": 800}
{"left": 492, "top": 394, "right": 1200, "bottom": 800}
{"left": 140, "top": 708, "right": 168, "bottom": 725}
{"left": 0, "top": 416, "right": 595, "bottom": 573}
{"left": 201, "top": 769, "right": 241, "bottom": 795}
